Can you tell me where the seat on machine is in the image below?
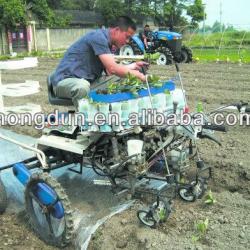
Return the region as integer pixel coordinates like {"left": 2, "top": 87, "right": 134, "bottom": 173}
{"left": 47, "top": 73, "right": 73, "bottom": 106}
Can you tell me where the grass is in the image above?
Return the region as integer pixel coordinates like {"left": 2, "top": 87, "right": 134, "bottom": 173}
{"left": 191, "top": 48, "right": 250, "bottom": 63}
{"left": 184, "top": 31, "right": 250, "bottom": 47}
{"left": 183, "top": 31, "right": 250, "bottom": 63}
{"left": 0, "top": 51, "right": 65, "bottom": 61}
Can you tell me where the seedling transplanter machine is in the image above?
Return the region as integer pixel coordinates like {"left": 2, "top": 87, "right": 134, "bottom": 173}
{"left": 0, "top": 55, "right": 241, "bottom": 247}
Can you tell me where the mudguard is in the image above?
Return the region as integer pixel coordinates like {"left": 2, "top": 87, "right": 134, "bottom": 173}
{"left": 13, "top": 163, "right": 64, "bottom": 219}
{"left": 131, "top": 35, "right": 145, "bottom": 52}
{"left": 154, "top": 31, "right": 182, "bottom": 41}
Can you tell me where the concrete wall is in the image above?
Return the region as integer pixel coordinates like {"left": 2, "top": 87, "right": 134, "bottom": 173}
{"left": 35, "top": 28, "right": 93, "bottom": 51}
{"left": 0, "top": 28, "right": 8, "bottom": 55}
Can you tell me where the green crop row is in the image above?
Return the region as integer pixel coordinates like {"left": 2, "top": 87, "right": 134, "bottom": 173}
{"left": 184, "top": 31, "right": 250, "bottom": 47}
{"left": 191, "top": 48, "right": 250, "bottom": 63}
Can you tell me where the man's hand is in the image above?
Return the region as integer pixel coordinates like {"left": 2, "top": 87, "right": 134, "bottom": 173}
{"left": 99, "top": 54, "right": 147, "bottom": 82}
{"left": 126, "top": 61, "right": 149, "bottom": 71}
{"left": 135, "top": 61, "right": 149, "bottom": 70}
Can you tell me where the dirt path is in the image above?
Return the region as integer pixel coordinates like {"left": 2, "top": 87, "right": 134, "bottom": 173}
{"left": 0, "top": 59, "right": 249, "bottom": 249}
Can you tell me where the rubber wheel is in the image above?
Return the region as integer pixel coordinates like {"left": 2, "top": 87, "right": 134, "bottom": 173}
{"left": 180, "top": 49, "right": 188, "bottom": 63}
{"left": 137, "top": 209, "right": 157, "bottom": 228}
{"left": 0, "top": 177, "right": 7, "bottom": 214}
{"left": 181, "top": 45, "right": 193, "bottom": 63}
{"left": 152, "top": 198, "right": 172, "bottom": 223}
{"left": 156, "top": 47, "right": 173, "bottom": 65}
{"left": 119, "top": 44, "right": 135, "bottom": 57}
{"left": 25, "top": 173, "right": 74, "bottom": 247}
{"left": 179, "top": 178, "right": 205, "bottom": 202}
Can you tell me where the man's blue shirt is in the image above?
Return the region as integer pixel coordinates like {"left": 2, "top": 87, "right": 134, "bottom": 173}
{"left": 52, "top": 29, "right": 111, "bottom": 85}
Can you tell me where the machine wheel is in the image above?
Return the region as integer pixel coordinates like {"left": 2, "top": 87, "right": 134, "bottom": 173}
{"left": 119, "top": 44, "right": 135, "bottom": 57}
{"left": 0, "top": 177, "right": 7, "bottom": 214}
{"left": 180, "top": 45, "right": 193, "bottom": 63}
{"left": 25, "top": 172, "right": 74, "bottom": 247}
{"left": 178, "top": 178, "right": 205, "bottom": 202}
{"left": 137, "top": 209, "right": 157, "bottom": 228}
{"left": 151, "top": 198, "right": 171, "bottom": 223}
{"left": 137, "top": 198, "right": 171, "bottom": 228}
{"left": 156, "top": 47, "right": 173, "bottom": 65}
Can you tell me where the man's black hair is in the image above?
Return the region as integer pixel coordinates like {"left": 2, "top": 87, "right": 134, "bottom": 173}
{"left": 144, "top": 24, "right": 150, "bottom": 28}
{"left": 110, "top": 16, "right": 136, "bottom": 31}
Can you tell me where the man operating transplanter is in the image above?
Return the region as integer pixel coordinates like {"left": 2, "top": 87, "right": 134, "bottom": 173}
{"left": 50, "top": 16, "right": 148, "bottom": 107}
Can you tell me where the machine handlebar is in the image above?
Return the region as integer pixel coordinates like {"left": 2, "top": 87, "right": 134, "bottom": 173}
{"left": 203, "top": 124, "right": 227, "bottom": 132}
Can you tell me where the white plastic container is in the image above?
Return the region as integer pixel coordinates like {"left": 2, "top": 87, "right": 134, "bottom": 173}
{"left": 128, "top": 99, "right": 138, "bottom": 113}
{"left": 78, "top": 99, "right": 89, "bottom": 113}
{"left": 127, "top": 139, "right": 144, "bottom": 158}
{"left": 153, "top": 93, "right": 166, "bottom": 112}
{"left": 111, "top": 102, "right": 123, "bottom": 132}
{"left": 121, "top": 101, "right": 131, "bottom": 129}
{"left": 88, "top": 103, "right": 98, "bottom": 121}
{"left": 98, "top": 103, "right": 112, "bottom": 132}
{"left": 165, "top": 92, "right": 173, "bottom": 114}
{"left": 77, "top": 99, "right": 89, "bottom": 130}
{"left": 172, "top": 89, "right": 185, "bottom": 112}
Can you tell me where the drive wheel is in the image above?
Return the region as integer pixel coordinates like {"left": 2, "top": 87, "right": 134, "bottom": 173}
{"left": 180, "top": 45, "right": 193, "bottom": 63}
{"left": 156, "top": 47, "right": 173, "bottom": 65}
{"left": 25, "top": 172, "right": 74, "bottom": 247}
{"left": 0, "top": 177, "right": 7, "bottom": 214}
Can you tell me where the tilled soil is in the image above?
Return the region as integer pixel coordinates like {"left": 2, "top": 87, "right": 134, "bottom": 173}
{"left": 0, "top": 58, "right": 250, "bottom": 250}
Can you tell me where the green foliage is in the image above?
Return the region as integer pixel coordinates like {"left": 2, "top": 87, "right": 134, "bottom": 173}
{"left": 101, "top": 73, "right": 163, "bottom": 96}
{"left": 186, "top": 0, "right": 205, "bottom": 28}
{"left": 0, "top": 0, "right": 27, "bottom": 28}
{"left": 144, "top": 52, "right": 161, "bottom": 62}
{"left": 158, "top": 207, "right": 167, "bottom": 221}
{"left": 192, "top": 48, "right": 250, "bottom": 63}
{"left": 162, "top": 0, "right": 189, "bottom": 28}
{"left": 95, "top": 0, "right": 124, "bottom": 25}
{"left": 0, "top": 0, "right": 71, "bottom": 28}
{"left": 192, "top": 218, "right": 209, "bottom": 242}
{"left": 62, "top": 0, "right": 95, "bottom": 10}
{"left": 204, "top": 190, "right": 216, "bottom": 205}
{"left": 30, "top": 0, "right": 54, "bottom": 26}
{"left": 129, "top": 0, "right": 155, "bottom": 17}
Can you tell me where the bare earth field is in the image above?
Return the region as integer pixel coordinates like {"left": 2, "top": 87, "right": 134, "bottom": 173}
{"left": 0, "top": 58, "right": 249, "bottom": 250}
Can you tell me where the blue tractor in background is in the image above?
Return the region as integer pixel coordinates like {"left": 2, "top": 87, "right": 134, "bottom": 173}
{"left": 119, "top": 30, "right": 192, "bottom": 65}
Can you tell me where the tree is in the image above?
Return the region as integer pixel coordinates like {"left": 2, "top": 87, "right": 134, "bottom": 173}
{"left": 212, "top": 20, "right": 224, "bottom": 33}
{"left": 186, "top": 0, "right": 205, "bottom": 28}
{"left": 0, "top": 0, "right": 71, "bottom": 29}
{"left": 225, "top": 25, "right": 236, "bottom": 32}
{"left": 129, "top": 0, "right": 155, "bottom": 17}
{"left": 28, "top": 0, "right": 54, "bottom": 26}
{"left": 95, "top": 0, "right": 124, "bottom": 25}
{"left": 0, "top": 0, "right": 26, "bottom": 29}
{"left": 162, "top": 0, "right": 189, "bottom": 29}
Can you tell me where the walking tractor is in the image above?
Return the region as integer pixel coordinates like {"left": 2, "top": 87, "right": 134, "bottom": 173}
{"left": 0, "top": 57, "right": 230, "bottom": 247}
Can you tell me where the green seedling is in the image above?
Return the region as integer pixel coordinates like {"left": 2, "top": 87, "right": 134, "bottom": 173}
{"left": 192, "top": 218, "right": 209, "bottom": 243}
{"left": 101, "top": 72, "right": 164, "bottom": 95}
{"left": 164, "top": 90, "right": 170, "bottom": 95}
{"left": 204, "top": 190, "right": 216, "bottom": 205}
{"left": 158, "top": 207, "right": 167, "bottom": 221}
{"left": 144, "top": 52, "right": 161, "bottom": 61}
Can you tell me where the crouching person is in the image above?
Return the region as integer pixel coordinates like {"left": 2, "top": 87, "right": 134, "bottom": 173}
{"left": 50, "top": 16, "right": 148, "bottom": 108}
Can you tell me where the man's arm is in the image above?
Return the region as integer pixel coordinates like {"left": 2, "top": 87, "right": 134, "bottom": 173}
{"left": 99, "top": 54, "right": 146, "bottom": 82}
